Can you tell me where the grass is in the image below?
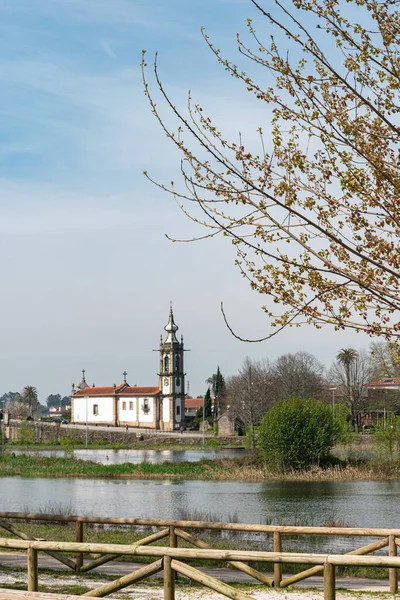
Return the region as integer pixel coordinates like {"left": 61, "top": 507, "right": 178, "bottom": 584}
{"left": 3, "top": 451, "right": 400, "bottom": 481}
{"left": 5, "top": 438, "right": 243, "bottom": 451}
{"left": 2, "top": 432, "right": 400, "bottom": 482}
{"left": 0, "top": 454, "right": 219, "bottom": 479}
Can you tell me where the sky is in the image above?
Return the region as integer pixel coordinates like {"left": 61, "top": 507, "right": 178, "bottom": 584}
{"left": 0, "top": 0, "right": 372, "bottom": 402}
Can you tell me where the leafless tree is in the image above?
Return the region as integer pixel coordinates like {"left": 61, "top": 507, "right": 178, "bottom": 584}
{"left": 227, "top": 351, "right": 326, "bottom": 448}
{"left": 226, "top": 357, "right": 274, "bottom": 450}
{"left": 6, "top": 393, "right": 30, "bottom": 420}
{"left": 271, "top": 351, "right": 325, "bottom": 401}
{"left": 370, "top": 342, "right": 400, "bottom": 380}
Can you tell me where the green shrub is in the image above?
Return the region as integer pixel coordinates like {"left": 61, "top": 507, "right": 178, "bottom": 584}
{"left": 373, "top": 413, "right": 400, "bottom": 458}
{"left": 258, "top": 396, "right": 339, "bottom": 471}
{"left": 333, "top": 403, "right": 354, "bottom": 445}
{"left": 19, "top": 420, "right": 36, "bottom": 446}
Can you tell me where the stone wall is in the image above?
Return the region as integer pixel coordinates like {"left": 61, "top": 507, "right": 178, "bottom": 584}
{"left": 6, "top": 421, "right": 242, "bottom": 446}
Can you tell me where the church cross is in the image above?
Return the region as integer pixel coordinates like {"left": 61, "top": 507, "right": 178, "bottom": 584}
{"left": 123, "top": 371, "right": 127, "bottom": 383}
{"left": 82, "top": 369, "right": 86, "bottom": 380}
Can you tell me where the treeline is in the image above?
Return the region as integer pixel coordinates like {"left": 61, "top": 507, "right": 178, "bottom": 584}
{"left": 197, "top": 342, "right": 400, "bottom": 450}
{"left": 0, "top": 387, "right": 39, "bottom": 420}
{"left": 1, "top": 389, "right": 70, "bottom": 419}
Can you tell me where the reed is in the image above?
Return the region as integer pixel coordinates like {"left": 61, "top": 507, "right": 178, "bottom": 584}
{"left": 2, "top": 453, "right": 400, "bottom": 481}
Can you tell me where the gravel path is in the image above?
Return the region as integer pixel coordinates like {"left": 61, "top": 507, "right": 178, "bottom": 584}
{"left": 0, "top": 568, "right": 398, "bottom": 600}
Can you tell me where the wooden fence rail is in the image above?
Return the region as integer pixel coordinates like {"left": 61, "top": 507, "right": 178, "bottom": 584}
{"left": 1, "top": 511, "right": 400, "bottom": 536}
{"left": 1, "top": 537, "right": 400, "bottom": 600}
{"left": 0, "top": 512, "right": 400, "bottom": 598}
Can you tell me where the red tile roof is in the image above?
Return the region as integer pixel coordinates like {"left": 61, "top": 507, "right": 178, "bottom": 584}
{"left": 368, "top": 378, "right": 400, "bottom": 388}
{"left": 121, "top": 386, "right": 159, "bottom": 396}
{"left": 184, "top": 397, "right": 212, "bottom": 409}
{"left": 74, "top": 384, "right": 160, "bottom": 397}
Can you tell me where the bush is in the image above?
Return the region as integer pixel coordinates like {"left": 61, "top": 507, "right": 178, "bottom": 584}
{"left": 333, "top": 404, "right": 354, "bottom": 445}
{"left": 258, "top": 396, "right": 339, "bottom": 471}
{"left": 19, "top": 420, "right": 36, "bottom": 446}
{"left": 373, "top": 414, "right": 400, "bottom": 458}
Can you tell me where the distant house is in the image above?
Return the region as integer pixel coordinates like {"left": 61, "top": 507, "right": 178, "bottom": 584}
{"left": 368, "top": 378, "right": 400, "bottom": 392}
{"left": 366, "top": 378, "right": 400, "bottom": 413}
{"left": 49, "top": 405, "right": 71, "bottom": 414}
{"left": 184, "top": 397, "right": 211, "bottom": 418}
{"left": 326, "top": 379, "right": 400, "bottom": 428}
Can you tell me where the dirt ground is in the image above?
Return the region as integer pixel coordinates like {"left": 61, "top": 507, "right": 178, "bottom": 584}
{"left": 0, "top": 570, "right": 399, "bottom": 600}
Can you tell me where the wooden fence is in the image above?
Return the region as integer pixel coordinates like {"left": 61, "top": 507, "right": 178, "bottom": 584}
{"left": 0, "top": 512, "right": 400, "bottom": 599}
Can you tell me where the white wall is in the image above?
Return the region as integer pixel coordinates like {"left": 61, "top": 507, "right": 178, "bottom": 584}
{"left": 162, "top": 376, "right": 170, "bottom": 395}
{"left": 137, "top": 396, "right": 154, "bottom": 422}
{"left": 73, "top": 396, "right": 114, "bottom": 423}
{"left": 73, "top": 395, "right": 158, "bottom": 426}
{"left": 163, "top": 397, "right": 170, "bottom": 423}
{"left": 119, "top": 397, "right": 137, "bottom": 422}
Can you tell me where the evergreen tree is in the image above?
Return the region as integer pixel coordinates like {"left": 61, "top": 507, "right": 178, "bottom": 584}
{"left": 46, "top": 394, "right": 62, "bottom": 408}
{"left": 204, "top": 388, "right": 212, "bottom": 420}
{"left": 214, "top": 366, "right": 226, "bottom": 423}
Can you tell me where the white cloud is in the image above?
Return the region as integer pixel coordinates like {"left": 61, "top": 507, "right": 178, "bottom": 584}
{"left": 101, "top": 39, "right": 117, "bottom": 59}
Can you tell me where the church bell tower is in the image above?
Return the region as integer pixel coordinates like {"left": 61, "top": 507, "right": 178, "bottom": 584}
{"left": 159, "top": 306, "right": 185, "bottom": 430}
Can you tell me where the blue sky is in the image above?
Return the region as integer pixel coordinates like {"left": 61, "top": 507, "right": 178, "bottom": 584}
{"left": 0, "top": 0, "right": 370, "bottom": 401}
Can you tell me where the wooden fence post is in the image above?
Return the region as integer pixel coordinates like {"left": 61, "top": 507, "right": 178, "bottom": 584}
{"left": 324, "top": 562, "right": 335, "bottom": 600}
{"left": 170, "top": 526, "right": 177, "bottom": 582}
{"left": 389, "top": 535, "right": 398, "bottom": 594}
{"left": 27, "top": 547, "right": 38, "bottom": 592}
{"left": 169, "top": 526, "right": 177, "bottom": 549}
{"left": 273, "top": 531, "right": 282, "bottom": 587}
{"left": 163, "top": 555, "right": 175, "bottom": 600}
{"left": 76, "top": 520, "right": 84, "bottom": 573}
{"left": 164, "top": 526, "right": 177, "bottom": 599}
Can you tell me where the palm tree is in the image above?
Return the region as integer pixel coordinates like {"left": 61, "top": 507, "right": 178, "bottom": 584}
{"left": 336, "top": 348, "right": 358, "bottom": 427}
{"left": 337, "top": 348, "right": 358, "bottom": 384}
{"left": 206, "top": 374, "right": 217, "bottom": 395}
{"left": 22, "top": 386, "right": 39, "bottom": 418}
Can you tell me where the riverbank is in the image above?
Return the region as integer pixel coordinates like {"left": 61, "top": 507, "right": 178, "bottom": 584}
{"left": 1, "top": 453, "right": 400, "bottom": 481}
{"left": 5, "top": 439, "right": 242, "bottom": 451}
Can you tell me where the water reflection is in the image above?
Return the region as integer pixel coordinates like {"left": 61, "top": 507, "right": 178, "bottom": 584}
{"left": 10, "top": 448, "right": 246, "bottom": 464}
{"left": 2, "top": 477, "right": 400, "bottom": 554}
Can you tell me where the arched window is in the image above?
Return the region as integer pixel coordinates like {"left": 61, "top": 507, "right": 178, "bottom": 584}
{"left": 164, "top": 355, "right": 169, "bottom": 372}
{"left": 176, "top": 377, "right": 181, "bottom": 386}
{"left": 175, "top": 355, "right": 180, "bottom": 371}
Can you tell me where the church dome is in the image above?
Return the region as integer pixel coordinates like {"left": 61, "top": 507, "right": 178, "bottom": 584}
{"left": 164, "top": 307, "right": 179, "bottom": 343}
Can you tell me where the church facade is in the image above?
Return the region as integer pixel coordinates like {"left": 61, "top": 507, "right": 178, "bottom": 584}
{"left": 71, "top": 308, "right": 186, "bottom": 431}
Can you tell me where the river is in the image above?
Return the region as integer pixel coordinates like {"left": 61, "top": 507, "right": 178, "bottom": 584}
{"left": 2, "top": 449, "right": 399, "bottom": 529}
{"left": 2, "top": 477, "right": 400, "bottom": 530}
{"left": 2, "top": 448, "right": 400, "bottom": 554}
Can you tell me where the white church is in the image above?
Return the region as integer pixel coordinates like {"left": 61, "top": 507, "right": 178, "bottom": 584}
{"left": 71, "top": 308, "right": 186, "bottom": 431}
